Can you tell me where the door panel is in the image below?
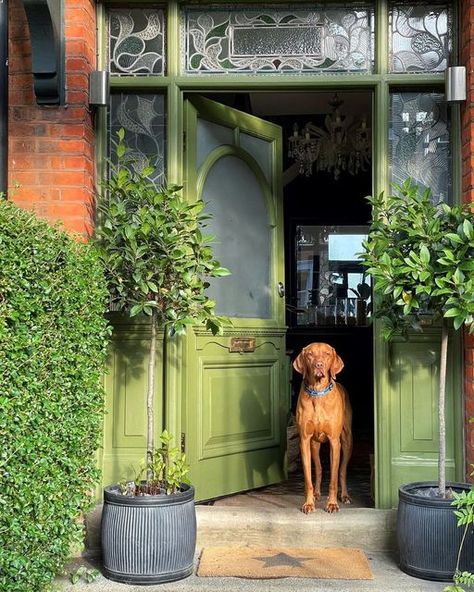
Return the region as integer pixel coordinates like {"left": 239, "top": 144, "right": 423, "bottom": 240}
{"left": 184, "top": 96, "right": 287, "bottom": 500}
{"left": 381, "top": 330, "right": 462, "bottom": 508}
{"left": 102, "top": 318, "right": 163, "bottom": 489}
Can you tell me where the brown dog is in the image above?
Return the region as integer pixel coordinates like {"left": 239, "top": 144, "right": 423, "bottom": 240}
{"left": 294, "top": 343, "right": 352, "bottom": 514}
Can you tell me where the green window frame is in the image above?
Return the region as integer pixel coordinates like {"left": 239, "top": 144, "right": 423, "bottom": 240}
{"left": 96, "top": 1, "right": 461, "bottom": 507}
{"left": 96, "top": 0, "right": 459, "bottom": 204}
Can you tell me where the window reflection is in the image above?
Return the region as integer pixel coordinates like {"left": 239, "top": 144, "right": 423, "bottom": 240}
{"left": 295, "top": 225, "right": 370, "bottom": 326}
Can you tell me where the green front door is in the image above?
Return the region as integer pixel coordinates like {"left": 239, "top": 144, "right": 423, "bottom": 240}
{"left": 183, "top": 96, "right": 288, "bottom": 501}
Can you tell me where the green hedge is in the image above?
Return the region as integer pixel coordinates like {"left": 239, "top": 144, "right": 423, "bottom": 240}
{"left": 0, "top": 201, "right": 110, "bottom": 591}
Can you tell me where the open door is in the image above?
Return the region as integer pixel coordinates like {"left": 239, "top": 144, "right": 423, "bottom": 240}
{"left": 183, "top": 96, "right": 287, "bottom": 501}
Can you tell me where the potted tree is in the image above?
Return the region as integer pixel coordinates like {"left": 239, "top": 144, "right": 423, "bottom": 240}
{"left": 95, "top": 130, "right": 230, "bottom": 585}
{"left": 361, "top": 178, "right": 474, "bottom": 581}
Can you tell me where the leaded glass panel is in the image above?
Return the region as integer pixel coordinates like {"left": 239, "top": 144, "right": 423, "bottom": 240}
{"left": 109, "top": 94, "right": 166, "bottom": 186}
{"left": 389, "top": 3, "right": 450, "bottom": 73}
{"left": 108, "top": 8, "right": 165, "bottom": 75}
{"left": 389, "top": 92, "right": 450, "bottom": 203}
{"left": 183, "top": 5, "right": 374, "bottom": 74}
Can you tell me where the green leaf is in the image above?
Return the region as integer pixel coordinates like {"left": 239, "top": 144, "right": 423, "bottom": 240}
{"left": 463, "top": 218, "right": 473, "bottom": 239}
{"left": 444, "top": 308, "right": 462, "bottom": 318}
{"left": 446, "top": 233, "right": 463, "bottom": 244}
{"left": 420, "top": 244, "right": 430, "bottom": 264}
{"left": 130, "top": 303, "right": 143, "bottom": 316}
{"left": 211, "top": 266, "right": 231, "bottom": 277}
{"left": 116, "top": 142, "right": 126, "bottom": 159}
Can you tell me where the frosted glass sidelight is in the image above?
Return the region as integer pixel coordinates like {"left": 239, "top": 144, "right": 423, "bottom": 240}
{"left": 389, "top": 3, "right": 451, "bottom": 73}
{"left": 197, "top": 119, "right": 235, "bottom": 169}
{"left": 202, "top": 156, "right": 272, "bottom": 318}
{"left": 389, "top": 92, "right": 450, "bottom": 203}
{"left": 183, "top": 5, "right": 374, "bottom": 74}
{"left": 109, "top": 94, "right": 166, "bottom": 186}
{"left": 108, "top": 8, "right": 165, "bottom": 75}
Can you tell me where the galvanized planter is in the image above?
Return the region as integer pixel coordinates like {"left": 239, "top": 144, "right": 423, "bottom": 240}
{"left": 101, "top": 483, "right": 196, "bottom": 585}
{"left": 397, "top": 481, "right": 474, "bottom": 582}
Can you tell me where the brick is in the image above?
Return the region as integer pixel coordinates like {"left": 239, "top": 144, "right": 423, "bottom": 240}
{"left": 40, "top": 171, "right": 87, "bottom": 186}
{"left": 57, "top": 139, "right": 89, "bottom": 154}
{"left": 66, "top": 74, "right": 89, "bottom": 92}
{"left": 10, "top": 171, "right": 39, "bottom": 185}
{"left": 66, "top": 57, "right": 92, "bottom": 72}
{"left": 66, "top": 90, "right": 89, "bottom": 105}
{"left": 61, "top": 217, "right": 94, "bottom": 236}
{"left": 60, "top": 187, "right": 94, "bottom": 202}
{"left": 46, "top": 202, "right": 90, "bottom": 218}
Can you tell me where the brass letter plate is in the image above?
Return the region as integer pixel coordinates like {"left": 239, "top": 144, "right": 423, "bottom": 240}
{"left": 229, "top": 337, "right": 256, "bottom": 353}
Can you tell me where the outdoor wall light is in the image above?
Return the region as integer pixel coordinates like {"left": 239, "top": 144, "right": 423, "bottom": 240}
{"left": 445, "top": 66, "right": 466, "bottom": 103}
{"left": 89, "top": 70, "right": 110, "bottom": 107}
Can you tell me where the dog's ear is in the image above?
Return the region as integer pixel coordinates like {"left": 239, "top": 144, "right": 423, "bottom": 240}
{"left": 293, "top": 350, "right": 306, "bottom": 375}
{"left": 330, "top": 353, "right": 344, "bottom": 379}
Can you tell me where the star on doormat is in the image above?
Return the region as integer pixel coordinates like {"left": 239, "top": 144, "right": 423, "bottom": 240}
{"left": 254, "top": 551, "right": 313, "bottom": 568}
{"left": 197, "top": 546, "right": 374, "bottom": 579}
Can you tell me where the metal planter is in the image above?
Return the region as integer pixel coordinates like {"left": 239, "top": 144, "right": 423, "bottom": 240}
{"left": 397, "top": 481, "right": 474, "bottom": 581}
{"left": 101, "top": 483, "right": 196, "bottom": 585}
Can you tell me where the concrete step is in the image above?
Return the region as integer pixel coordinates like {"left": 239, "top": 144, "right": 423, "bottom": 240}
{"left": 84, "top": 504, "right": 397, "bottom": 556}
{"left": 195, "top": 506, "right": 397, "bottom": 552}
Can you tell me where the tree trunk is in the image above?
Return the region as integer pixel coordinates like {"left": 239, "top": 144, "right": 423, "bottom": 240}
{"left": 147, "top": 310, "right": 157, "bottom": 480}
{"left": 438, "top": 319, "right": 448, "bottom": 498}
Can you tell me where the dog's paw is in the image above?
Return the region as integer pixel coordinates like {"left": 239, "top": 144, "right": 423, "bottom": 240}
{"left": 314, "top": 492, "right": 321, "bottom": 501}
{"left": 339, "top": 494, "right": 352, "bottom": 505}
{"left": 325, "top": 501, "right": 340, "bottom": 513}
{"left": 301, "top": 501, "right": 316, "bottom": 514}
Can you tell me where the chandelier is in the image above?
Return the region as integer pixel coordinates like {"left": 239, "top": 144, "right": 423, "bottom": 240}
{"left": 287, "top": 93, "right": 371, "bottom": 180}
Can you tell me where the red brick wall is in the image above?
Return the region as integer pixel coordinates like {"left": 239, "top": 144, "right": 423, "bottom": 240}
{"left": 460, "top": 0, "right": 474, "bottom": 477}
{"left": 8, "top": 0, "right": 96, "bottom": 237}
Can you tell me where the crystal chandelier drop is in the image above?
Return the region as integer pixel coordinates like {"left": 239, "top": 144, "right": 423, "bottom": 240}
{"left": 287, "top": 93, "right": 371, "bottom": 180}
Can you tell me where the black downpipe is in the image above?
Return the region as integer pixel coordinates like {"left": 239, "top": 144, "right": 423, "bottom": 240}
{"left": 0, "top": 0, "right": 7, "bottom": 197}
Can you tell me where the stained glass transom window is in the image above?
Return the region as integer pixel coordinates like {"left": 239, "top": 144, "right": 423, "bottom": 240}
{"left": 389, "top": 3, "right": 450, "bottom": 73}
{"left": 109, "top": 94, "right": 166, "bottom": 186}
{"left": 183, "top": 5, "right": 374, "bottom": 74}
{"left": 108, "top": 8, "right": 165, "bottom": 75}
{"left": 389, "top": 92, "right": 450, "bottom": 203}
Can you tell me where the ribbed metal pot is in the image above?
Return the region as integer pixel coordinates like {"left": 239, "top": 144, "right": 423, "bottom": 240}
{"left": 101, "top": 483, "right": 196, "bottom": 585}
{"left": 397, "top": 481, "right": 474, "bottom": 582}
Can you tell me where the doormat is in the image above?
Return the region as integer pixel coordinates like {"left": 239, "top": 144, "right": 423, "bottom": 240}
{"left": 197, "top": 546, "right": 373, "bottom": 580}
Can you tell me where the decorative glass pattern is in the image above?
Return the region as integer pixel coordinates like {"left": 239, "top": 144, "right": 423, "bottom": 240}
{"left": 183, "top": 5, "right": 374, "bottom": 74}
{"left": 108, "top": 8, "right": 165, "bottom": 75}
{"left": 109, "top": 94, "right": 166, "bottom": 186}
{"left": 389, "top": 92, "right": 450, "bottom": 202}
{"left": 389, "top": 3, "right": 450, "bottom": 73}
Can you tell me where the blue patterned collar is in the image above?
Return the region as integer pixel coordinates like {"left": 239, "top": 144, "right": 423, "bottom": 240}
{"left": 303, "top": 381, "right": 334, "bottom": 397}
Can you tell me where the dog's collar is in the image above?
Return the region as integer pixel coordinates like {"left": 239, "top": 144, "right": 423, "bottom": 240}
{"left": 303, "top": 381, "right": 334, "bottom": 397}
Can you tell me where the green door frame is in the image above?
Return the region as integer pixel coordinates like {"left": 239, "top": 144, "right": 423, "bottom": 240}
{"left": 97, "top": 0, "right": 464, "bottom": 508}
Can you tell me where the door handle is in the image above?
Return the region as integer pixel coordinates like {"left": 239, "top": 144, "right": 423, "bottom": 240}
{"left": 277, "top": 282, "right": 285, "bottom": 298}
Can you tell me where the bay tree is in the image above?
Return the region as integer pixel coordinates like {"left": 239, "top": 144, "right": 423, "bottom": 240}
{"left": 95, "top": 130, "right": 230, "bottom": 483}
{"left": 361, "top": 178, "right": 474, "bottom": 498}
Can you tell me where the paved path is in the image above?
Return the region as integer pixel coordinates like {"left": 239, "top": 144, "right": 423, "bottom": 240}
{"left": 57, "top": 550, "right": 449, "bottom": 592}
